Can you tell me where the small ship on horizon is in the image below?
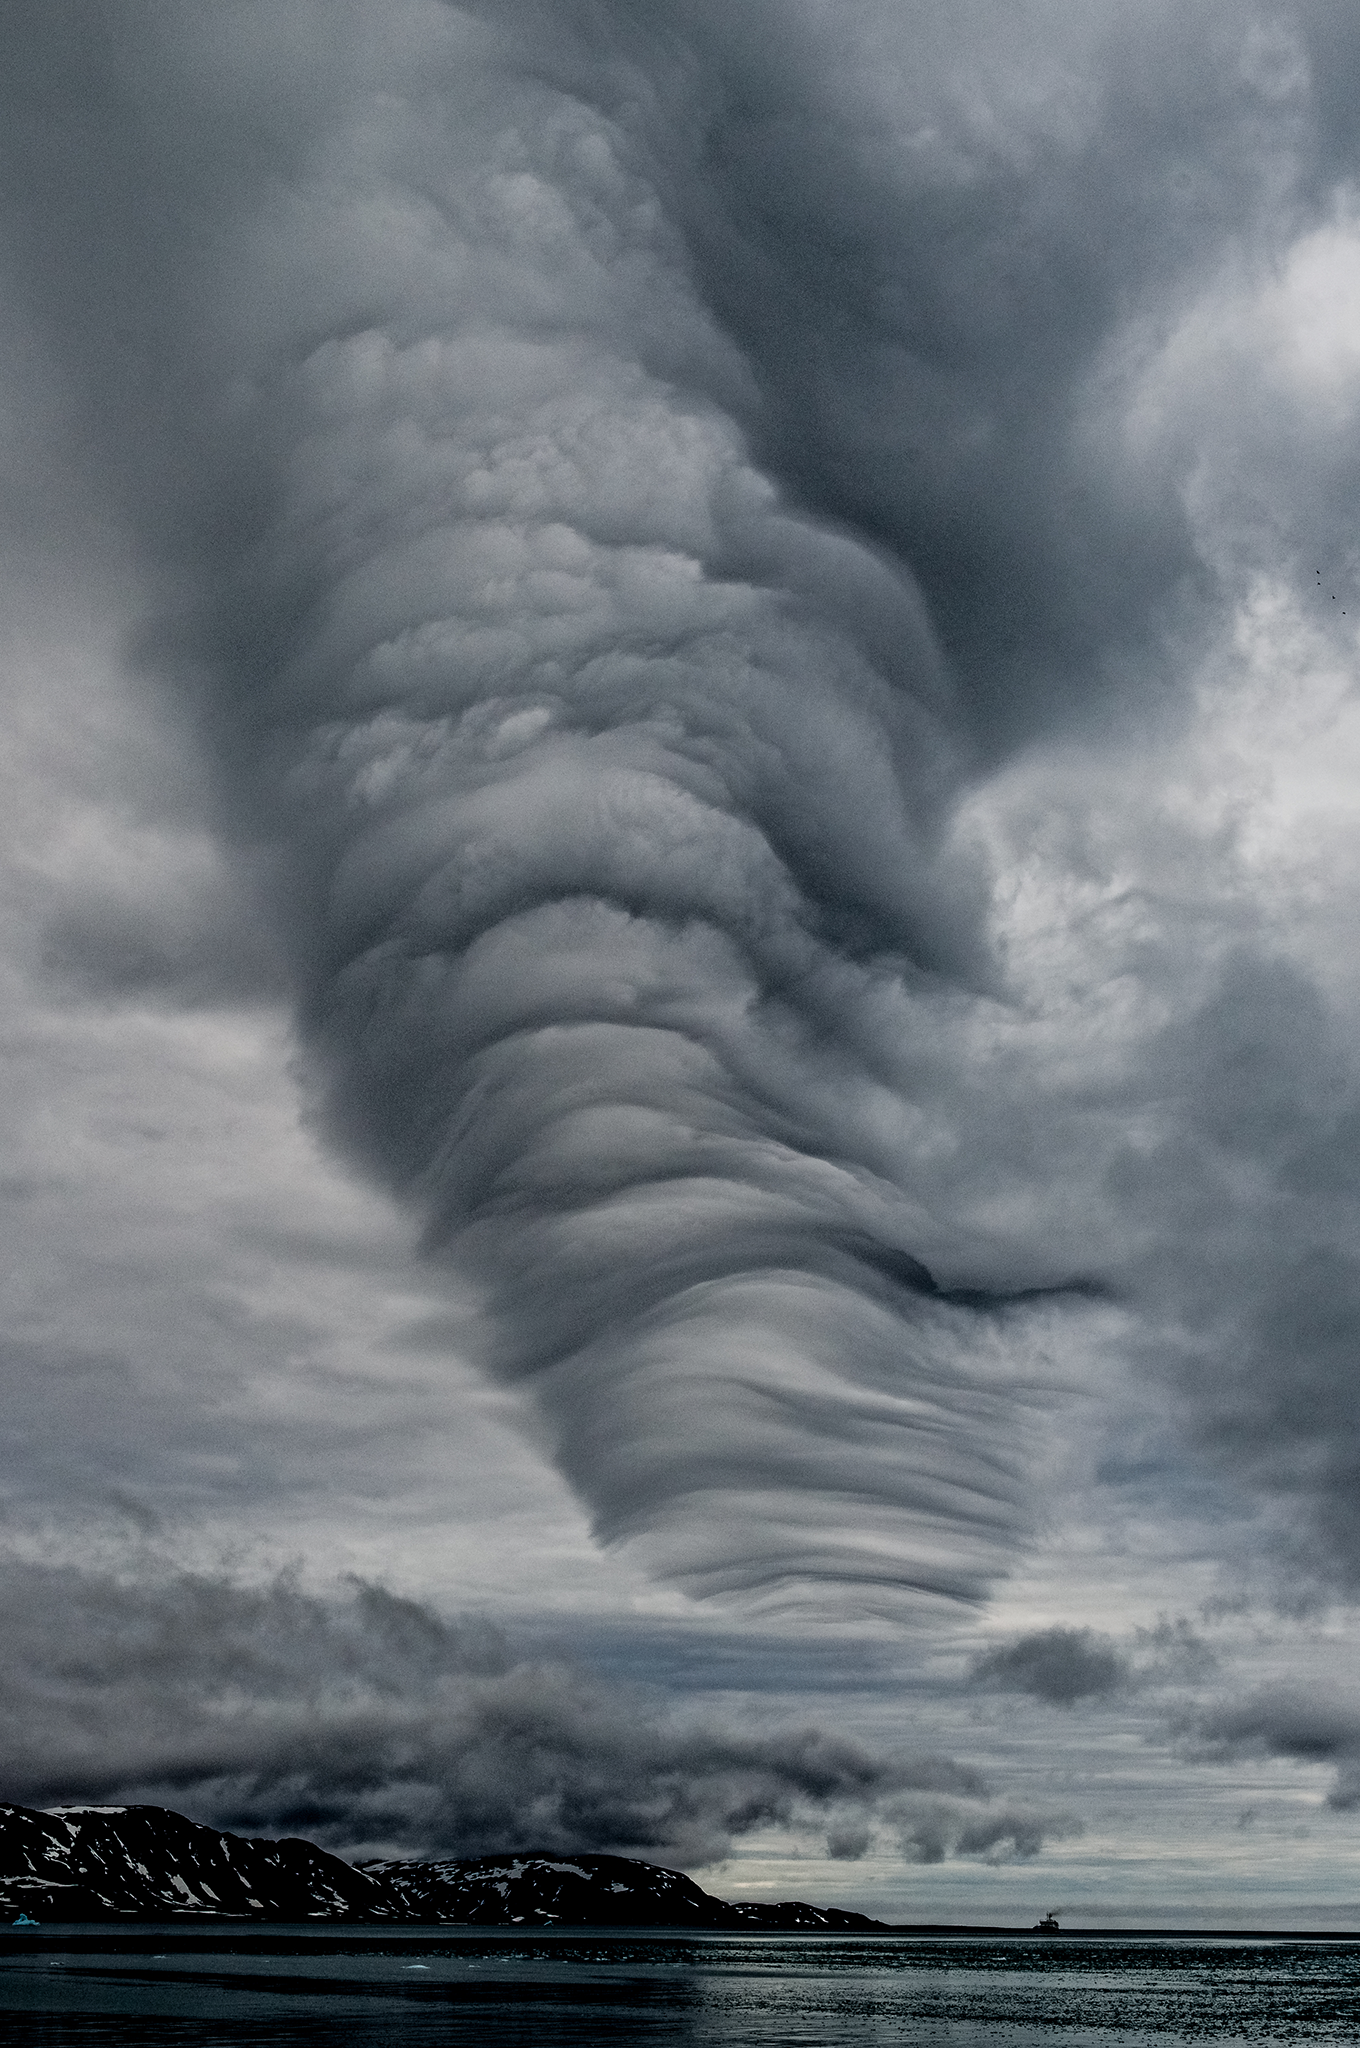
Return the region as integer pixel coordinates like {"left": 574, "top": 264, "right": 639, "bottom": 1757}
{"left": 1033, "top": 1911, "right": 1061, "bottom": 1933}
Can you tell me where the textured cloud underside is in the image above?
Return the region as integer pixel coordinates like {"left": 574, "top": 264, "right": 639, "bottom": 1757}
{"left": 1, "top": 0, "right": 1359, "bottom": 1616}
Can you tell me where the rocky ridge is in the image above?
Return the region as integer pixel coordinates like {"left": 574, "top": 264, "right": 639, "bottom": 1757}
{"left": 0, "top": 1804, "right": 393, "bottom": 1922}
{"left": 0, "top": 1803, "right": 885, "bottom": 1929}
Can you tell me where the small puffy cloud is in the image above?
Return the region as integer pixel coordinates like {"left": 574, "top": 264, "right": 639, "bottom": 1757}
{"left": 893, "top": 1800, "right": 1081, "bottom": 1866}
{"left": 970, "top": 1627, "right": 1130, "bottom": 1706}
{"left": 825, "top": 1820, "right": 872, "bottom": 1861}
{"left": 1132, "top": 1617, "right": 1219, "bottom": 1685}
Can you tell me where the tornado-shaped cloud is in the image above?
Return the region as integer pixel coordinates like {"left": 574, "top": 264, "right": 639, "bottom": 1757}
{"left": 2, "top": 1, "right": 1078, "bottom": 1604}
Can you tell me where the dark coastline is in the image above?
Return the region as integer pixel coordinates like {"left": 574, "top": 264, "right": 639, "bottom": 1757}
{"left": 4, "top": 1920, "right": 1357, "bottom": 1938}
{"left": 6, "top": 1804, "right": 1357, "bottom": 1945}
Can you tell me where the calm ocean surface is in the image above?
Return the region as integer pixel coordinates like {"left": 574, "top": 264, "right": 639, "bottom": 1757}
{"left": 1, "top": 1926, "right": 1357, "bottom": 2045}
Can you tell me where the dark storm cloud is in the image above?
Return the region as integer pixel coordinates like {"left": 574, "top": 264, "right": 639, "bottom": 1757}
{"left": 1103, "top": 948, "right": 1360, "bottom": 1588}
{"left": 0, "top": 0, "right": 1055, "bottom": 1605}
{"left": 970, "top": 1627, "right": 1130, "bottom": 1706}
{"left": 1189, "top": 1689, "right": 1360, "bottom": 1812}
{"left": 492, "top": 0, "right": 1335, "bottom": 745}
{"left": 3, "top": 0, "right": 1360, "bottom": 1609}
{"left": 0, "top": 1560, "right": 1075, "bottom": 1865}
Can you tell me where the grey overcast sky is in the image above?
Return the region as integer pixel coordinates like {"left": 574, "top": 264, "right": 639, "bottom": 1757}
{"left": 3, "top": 0, "right": 1360, "bottom": 1926}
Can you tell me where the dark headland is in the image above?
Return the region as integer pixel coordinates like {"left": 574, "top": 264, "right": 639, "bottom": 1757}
{"left": 0, "top": 1801, "right": 884, "bottom": 1929}
{"left": 5, "top": 1804, "right": 1355, "bottom": 1937}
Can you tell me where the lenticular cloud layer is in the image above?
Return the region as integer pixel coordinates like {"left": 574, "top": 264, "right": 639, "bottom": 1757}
{"left": 68, "top": 4, "right": 1051, "bottom": 1604}
{"left": 13, "top": 0, "right": 1360, "bottom": 1610}
{"left": 238, "top": 125, "right": 1041, "bottom": 1597}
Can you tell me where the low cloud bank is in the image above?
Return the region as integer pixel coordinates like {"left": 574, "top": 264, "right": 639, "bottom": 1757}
{"left": 0, "top": 1560, "right": 1075, "bottom": 1866}
{"left": 1190, "top": 1689, "right": 1360, "bottom": 1813}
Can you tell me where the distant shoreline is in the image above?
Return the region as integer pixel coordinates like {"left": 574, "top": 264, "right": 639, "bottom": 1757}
{"left": 5, "top": 1921, "right": 1359, "bottom": 1940}
{"left": 7, "top": 1806, "right": 1357, "bottom": 1940}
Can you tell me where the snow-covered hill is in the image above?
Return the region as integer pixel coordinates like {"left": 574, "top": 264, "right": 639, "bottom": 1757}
{"left": 359, "top": 1850, "right": 733, "bottom": 1927}
{"left": 0, "top": 1802, "right": 886, "bottom": 1928}
{"left": 360, "top": 1851, "right": 884, "bottom": 1929}
{"left": 0, "top": 1804, "right": 396, "bottom": 1920}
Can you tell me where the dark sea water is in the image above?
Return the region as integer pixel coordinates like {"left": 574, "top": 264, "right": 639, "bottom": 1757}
{"left": 1, "top": 1926, "right": 1357, "bottom": 2045}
